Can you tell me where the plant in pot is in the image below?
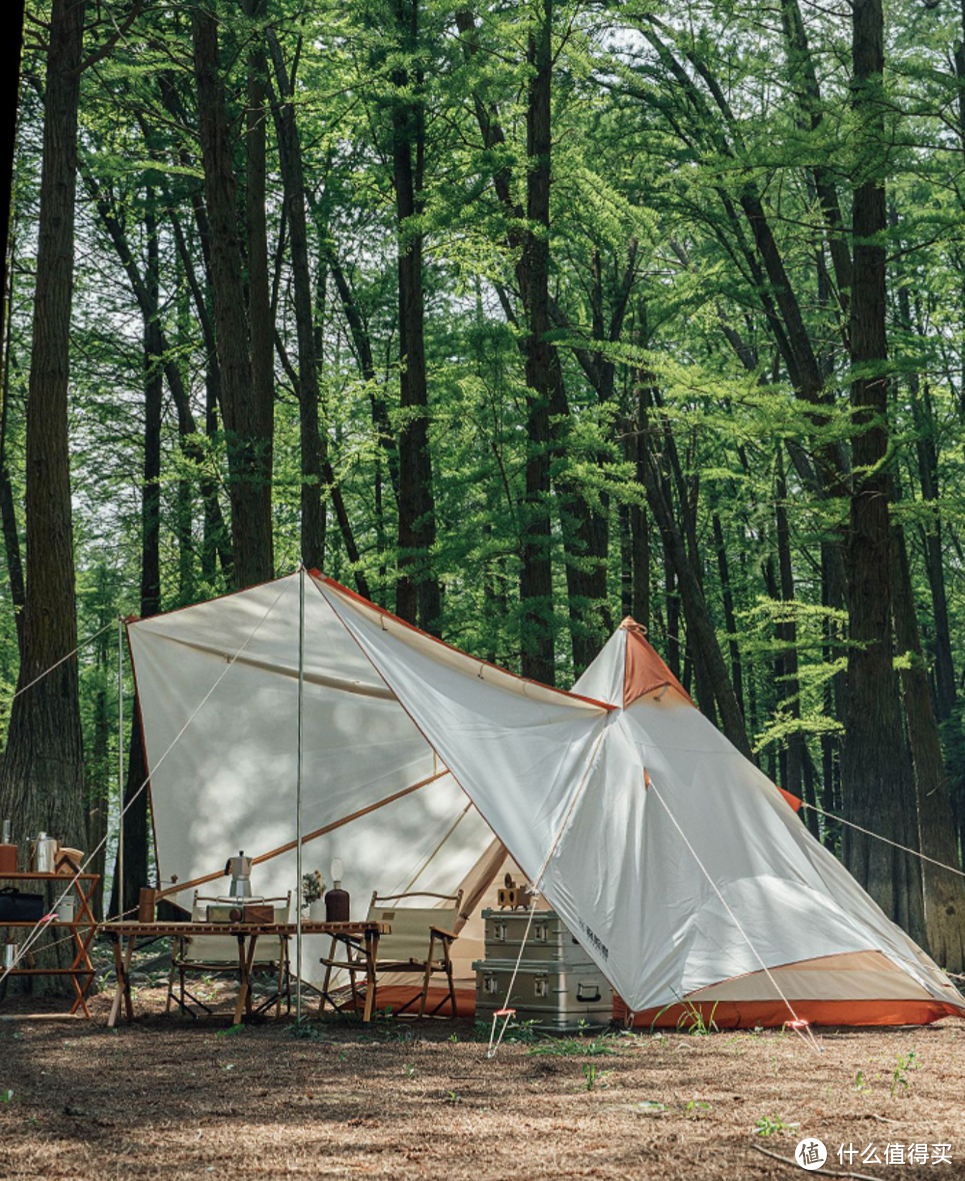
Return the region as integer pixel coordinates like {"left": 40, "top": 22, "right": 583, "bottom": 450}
{"left": 302, "top": 870, "right": 326, "bottom": 921}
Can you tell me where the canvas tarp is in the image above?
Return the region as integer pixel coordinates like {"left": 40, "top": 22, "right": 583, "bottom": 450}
{"left": 127, "top": 571, "right": 965, "bottom": 1025}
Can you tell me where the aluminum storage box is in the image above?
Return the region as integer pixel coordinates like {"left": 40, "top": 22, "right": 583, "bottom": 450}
{"left": 473, "top": 958, "right": 614, "bottom": 1031}
{"left": 482, "top": 907, "right": 591, "bottom": 965}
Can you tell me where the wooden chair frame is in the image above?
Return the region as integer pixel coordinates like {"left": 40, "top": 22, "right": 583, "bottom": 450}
{"left": 166, "top": 892, "right": 292, "bottom": 1019}
{"left": 318, "top": 889, "right": 463, "bottom": 1019}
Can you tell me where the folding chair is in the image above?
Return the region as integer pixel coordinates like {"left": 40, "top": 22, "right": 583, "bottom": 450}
{"left": 319, "top": 889, "right": 462, "bottom": 1019}
{"left": 166, "top": 892, "right": 292, "bottom": 1018}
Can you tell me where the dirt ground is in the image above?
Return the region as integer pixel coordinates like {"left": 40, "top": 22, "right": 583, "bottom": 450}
{"left": 1, "top": 978, "right": 964, "bottom": 1181}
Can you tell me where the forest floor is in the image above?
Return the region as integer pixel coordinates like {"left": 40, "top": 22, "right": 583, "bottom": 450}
{"left": 1, "top": 974, "right": 963, "bottom": 1181}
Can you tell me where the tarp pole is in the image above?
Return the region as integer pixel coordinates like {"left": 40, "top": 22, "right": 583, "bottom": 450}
{"left": 117, "top": 615, "right": 125, "bottom": 918}
{"left": 296, "top": 565, "right": 305, "bottom": 1020}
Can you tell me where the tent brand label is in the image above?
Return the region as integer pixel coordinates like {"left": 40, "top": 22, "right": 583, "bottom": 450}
{"left": 578, "top": 920, "right": 609, "bottom": 961}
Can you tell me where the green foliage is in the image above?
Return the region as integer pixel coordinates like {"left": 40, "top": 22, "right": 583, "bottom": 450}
{"left": 754, "top": 1115, "right": 799, "bottom": 1137}
{"left": 528, "top": 1035, "right": 617, "bottom": 1057}
{"left": 216, "top": 1024, "right": 246, "bottom": 1039}
{"left": 4, "top": 0, "right": 965, "bottom": 896}
{"left": 890, "top": 1050, "right": 920, "bottom": 1097}
{"left": 581, "top": 1062, "right": 611, "bottom": 1091}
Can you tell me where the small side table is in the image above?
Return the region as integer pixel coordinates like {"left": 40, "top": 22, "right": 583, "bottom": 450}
{"left": 0, "top": 871, "right": 100, "bottom": 1017}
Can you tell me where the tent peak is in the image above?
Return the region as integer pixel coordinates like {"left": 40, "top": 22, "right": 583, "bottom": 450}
{"left": 623, "top": 625, "right": 694, "bottom": 709}
{"left": 619, "top": 616, "right": 646, "bottom": 634}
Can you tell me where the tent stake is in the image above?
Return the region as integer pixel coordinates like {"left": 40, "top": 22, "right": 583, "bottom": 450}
{"left": 117, "top": 615, "right": 125, "bottom": 918}
{"left": 296, "top": 565, "right": 305, "bottom": 1021}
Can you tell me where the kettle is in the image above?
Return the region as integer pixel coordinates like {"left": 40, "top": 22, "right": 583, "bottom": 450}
{"left": 225, "top": 851, "right": 253, "bottom": 899}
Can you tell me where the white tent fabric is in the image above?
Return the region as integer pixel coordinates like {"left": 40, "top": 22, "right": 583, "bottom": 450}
{"left": 127, "top": 575, "right": 494, "bottom": 985}
{"left": 127, "top": 572, "right": 965, "bottom": 1023}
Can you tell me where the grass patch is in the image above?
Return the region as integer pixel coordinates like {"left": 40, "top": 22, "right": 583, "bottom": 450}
{"left": 528, "top": 1034, "right": 617, "bottom": 1057}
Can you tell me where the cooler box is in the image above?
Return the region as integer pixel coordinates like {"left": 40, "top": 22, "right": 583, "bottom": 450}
{"left": 482, "top": 906, "right": 591, "bottom": 965}
{"left": 473, "top": 958, "right": 613, "bottom": 1031}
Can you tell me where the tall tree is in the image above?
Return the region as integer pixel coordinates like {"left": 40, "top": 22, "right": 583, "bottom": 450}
{"left": 892, "top": 524, "right": 965, "bottom": 970}
{"left": 841, "top": 0, "right": 926, "bottom": 942}
{"left": 267, "top": 30, "right": 325, "bottom": 570}
{"left": 517, "top": 0, "right": 557, "bottom": 684}
{"left": 110, "top": 188, "right": 163, "bottom": 918}
{"left": 191, "top": 4, "right": 274, "bottom": 589}
{"left": 0, "top": 0, "right": 87, "bottom": 967}
{"left": 390, "top": 0, "right": 440, "bottom": 634}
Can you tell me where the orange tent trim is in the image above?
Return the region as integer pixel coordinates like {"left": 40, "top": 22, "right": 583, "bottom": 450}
{"left": 778, "top": 787, "right": 803, "bottom": 812}
{"left": 621, "top": 617, "right": 694, "bottom": 708}
{"left": 614, "top": 995, "right": 962, "bottom": 1029}
{"left": 337, "top": 984, "right": 476, "bottom": 1020}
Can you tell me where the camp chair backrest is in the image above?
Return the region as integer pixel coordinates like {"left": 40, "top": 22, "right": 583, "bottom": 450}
{"left": 366, "top": 894, "right": 459, "bottom": 964}
{"left": 183, "top": 894, "right": 290, "bottom": 965}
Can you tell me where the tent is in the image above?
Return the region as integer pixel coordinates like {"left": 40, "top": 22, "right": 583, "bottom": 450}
{"left": 127, "top": 571, "right": 965, "bottom": 1027}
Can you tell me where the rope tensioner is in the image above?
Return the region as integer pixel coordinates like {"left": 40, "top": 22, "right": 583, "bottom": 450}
{"left": 486, "top": 1008, "right": 516, "bottom": 1059}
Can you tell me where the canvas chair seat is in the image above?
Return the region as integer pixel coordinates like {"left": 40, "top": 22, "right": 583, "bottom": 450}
{"left": 181, "top": 896, "right": 290, "bottom": 965}
{"left": 166, "top": 893, "right": 292, "bottom": 1018}
{"left": 319, "top": 889, "right": 462, "bottom": 1019}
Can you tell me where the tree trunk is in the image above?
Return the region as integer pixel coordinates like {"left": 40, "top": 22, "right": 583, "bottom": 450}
{"left": 821, "top": 539, "right": 843, "bottom": 847}
{"left": 391, "top": 0, "right": 440, "bottom": 633}
{"left": 644, "top": 427, "right": 752, "bottom": 758}
{"left": 85, "top": 608, "right": 112, "bottom": 923}
{"left": 629, "top": 386, "right": 649, "bottom": 632}
{"left": 779, "top": 0, "right": 853, "bottom": 312}
{"left": 242, "top": 0, "right": 276, "bottom": 574}
{"left": 110, "top": 190, "right": 163, "bottom": 918}
{"left": 774, "top": 449, "right": 816, "bottom": 833}
{"left": 517, "top": 0, "right": 557, "bottom": 684}
{"left": 191, "top": 6, "right": 274, "bottom": 589}
{"left": 0, "top": 328, "right": 24, "bottom": 653}
{"left": 174, "top": 253, "right": 194, "bottom": 597}
{"left": 458, "top": 4, "right": 616, "bottom": 678}
{"left": 664, "top": 561, "right": 680, "bottom": 682}
{"left": 892, "top": 525, "right": 965, "bottom": 970}
{"left": 712, "top": 512, "right": 743, "bottom": 719}
{"left": 905, "top": 363, "right": 955, "bottom": 724}
{"left": 86, "top": 175, "right": 233, "bottom": 582}
{"left": 324, "top": 241, "right": 400, "bottom": 503}
{"left": 0, "top": 0, "right": 87, "bottom": 993}
{"left": 842, "top": 0, "right": 926, "bottom": 944}
{"left": 267, "top": 29, "right": 325, "bottom": 569}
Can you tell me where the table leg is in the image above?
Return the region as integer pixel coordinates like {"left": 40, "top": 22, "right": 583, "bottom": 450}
{"left": 108, "top": 936, "right": 135, "bottom": 1027}
{"left": 232, "top": 935, "right": 247, "bottom": 1025}
{"left": 245, "top": 934, "right": 258, "bottom": 1017}
{"left": 362, "top": 930, "right": 379, "bottom": 1023}
{"left": 68, "top": 917, "right": 97, "bottom": 1017}
{"left": 317, "top": 937, "right": 335, "bottom": 1017}
{"left": 122, "top": 935, "right": 136, "bottom": 1020}
{"left": 108, "top": 937, "right": 123, "bottom": 1027}
{"left": 275, "top": 935, "right": 286, "bottom": 1019}
{"left": 233, "top": 934, "right": 259, "bottom": 1025}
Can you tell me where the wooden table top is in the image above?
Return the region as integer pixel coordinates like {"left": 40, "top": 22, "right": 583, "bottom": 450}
{"left": 100, "top": 920, "right": 390, "bottom": 937}
{"left": 0, "top": 871, "right": 99, "bottom": 880}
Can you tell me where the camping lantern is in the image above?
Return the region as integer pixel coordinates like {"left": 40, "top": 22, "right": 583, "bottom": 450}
{"left": 325, "top": 857, "right": 350, "bottom": 923}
